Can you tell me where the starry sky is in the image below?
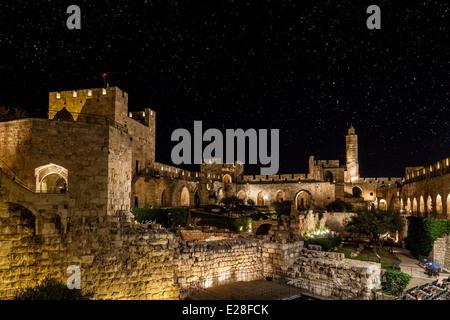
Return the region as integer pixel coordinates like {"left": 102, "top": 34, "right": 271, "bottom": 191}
{"left": 0, "top": 1, "right": 449, "bottom": 177}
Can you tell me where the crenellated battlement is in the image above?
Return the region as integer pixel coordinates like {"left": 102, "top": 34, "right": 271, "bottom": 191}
{"left": 405, "top": 157, "right": 450, "bottom": 183}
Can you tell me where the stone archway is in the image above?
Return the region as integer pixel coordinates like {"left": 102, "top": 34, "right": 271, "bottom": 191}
{"left": 222, "top": 174, "right": 232, "bottom": 184}
{"left": 237, "top": 190, "right": 247, "bottom": 204}
{"left": 180, "top": 187, "right": 190, "bottom": 207}
{"left": 295, "top": 190, "right": 313, "bottom": 210}
{"left": 406, "top": 198, "right": 412, "bottom": 213}
{"left": 413, "top": 198, "right": 418, "bottom": 214}
{"left": 323, "top": 171, "right": 333, "bottom": 183}
{"left": 352, "top": 186, "right": 362, "bottom": 198}
{"left": 257, "top": 191, "right": 267, "bottom": 206}
{"left": 194, "top": 190, "right": 200, "bottom": 207}
{"left": 35, "top": 163, "right": 68, "bottom": 193}
{"left": 161, "top": 189, "right": 168, "bottom": 207}
{"left": 436, "top": 195, "right": 443, "bottom": 214}
{"left": 379, "top": 199, "right": 387, "bottom": 210}
{"left": 419, "top": 196, "right": 425, "bottom": 215}
{"left": 427, "top": 195, "right": 433, "bottom": 213}
{"left": 40, "top": 173, "right": 67, "bottom": 193}
{"left": 276, "top": 190, "right": 286, "bottom": 203}
{"left": 447, "top": 194, "right": 450, "bottom": 215}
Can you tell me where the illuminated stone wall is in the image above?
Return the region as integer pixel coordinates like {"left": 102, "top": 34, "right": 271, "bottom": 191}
{"left": 174, "top": 238, "right": 264, "bottom": 299}
{"left": 287, "top": 249, "right": 381, "bottom": 299}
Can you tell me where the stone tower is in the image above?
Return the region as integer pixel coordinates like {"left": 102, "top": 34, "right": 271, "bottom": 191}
{"left": 345, "top": 125, "right": 359, "bottom": 182}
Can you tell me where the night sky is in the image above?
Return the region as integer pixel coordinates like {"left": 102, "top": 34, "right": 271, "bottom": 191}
{"left": 0, "top": 1, "right": 449, "bottom": 177}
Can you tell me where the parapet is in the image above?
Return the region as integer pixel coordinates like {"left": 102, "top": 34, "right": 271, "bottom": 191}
{"left": 405, "top": 157, "right": 450, "bottom": 182}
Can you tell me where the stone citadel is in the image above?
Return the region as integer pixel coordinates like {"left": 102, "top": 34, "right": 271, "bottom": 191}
{"left": 0, "top": 86, "right": 448, "bottom": 299}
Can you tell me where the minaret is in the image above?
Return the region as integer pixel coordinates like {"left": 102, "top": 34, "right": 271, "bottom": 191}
{"left": 345, "top": 125, "right": 359, "bottom": 182}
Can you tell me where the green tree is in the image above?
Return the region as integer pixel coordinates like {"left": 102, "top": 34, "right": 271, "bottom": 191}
{"left": 220, "top": 196, "right": 243, "bottom": 209}
{"left": 345, "top": 209, "right": 404, "bottom": 254}
{"left": 269, "top": 200, "right": 292, "bottom": 216}
{"left": 326, "top": 199, "right": 354, "bottom": 212}
{"left": 381, "top": 269, "right": 412, "bottom": 296}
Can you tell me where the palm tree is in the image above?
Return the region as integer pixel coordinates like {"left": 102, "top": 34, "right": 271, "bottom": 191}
{"left": 0, "top": 106, "right": 11, "bottom": 121}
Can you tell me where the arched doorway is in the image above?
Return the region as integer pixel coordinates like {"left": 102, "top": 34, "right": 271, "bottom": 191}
{"left": 400, "top": 198, "right": 404, "bottom": 211}
{"left": 436, "top": 195, "right": 443, "bottom": 214}
{"left": 419, "top": 196, "right": 425, "bottom": 215}
{"left": 222, "top": 174, "right": 232, "bottom": 184}
{"left": 352, "top": 186, "right": 362, "bottom": 198}
{"left": 323, "top": 171, "right": 333, "bottom": 182}
{"left": 40, "top": 173, "right": 67, "bottom": 193}
{"left": 256, "top": 224, "right": 272, "bottom": 235}
{"left": 447, "top": 194, "right": 450, "bottom": 215}
{"left": 161, "top": 190, "right": 168, "bottom": 207}
{"left": 276, "top": 190, "right": 285, "bottom": 203}
{"left": 180, "top": 187, "right": 190, "bottom": 207}
{"left": 35, "top": 163, "right": 68, "bottom": 193}
{"left": 217, "top": 188, "right": 224, "bottom": 203}
{"left": 194, "top": 191, "right": 200, "bottom": 207}
{"left": 413, "top": 198, "right": 418, "bottom": 213}
{"left": 257, "top": 191, "right": 267, "bottom": 206}
{"left": 296, "top": 191, "right": 312, "bottom": 210}
{"left": 406, "top": 198, "right": 411, "bottom": 213}
{"left": 379, "top": 199, "right": 387, "bottom": 210}
{"left": 237, "top": 190, "right": 247, "bottom": 204}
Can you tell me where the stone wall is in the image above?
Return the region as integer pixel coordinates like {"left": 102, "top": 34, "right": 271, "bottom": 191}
{"left": 0, "top": 201, "right": 180, "bottom": 299}
{"left": 430, "top": 234, "right": 450, "bottom": 272}
{"left": 174, "top": 238, "right": 263, "bottom": 299}
{"left": 262, "top": 241, "right": 304, "bottom": 277}
{"left": 287, "top": 249, "right": 381, "bottom": 299}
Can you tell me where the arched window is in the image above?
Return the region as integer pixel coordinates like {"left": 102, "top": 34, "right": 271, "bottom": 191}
{"left": 222, "top": 174, "right": 232, "bottom": 184}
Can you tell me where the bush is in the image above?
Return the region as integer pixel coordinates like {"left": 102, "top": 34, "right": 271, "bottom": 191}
{"left": 269, "top": 200, "right": 292, "bottom": 216}
{"left": 381, "top": 269, "right": 412, "bottom": 296}
{"left": 326, "top": 199, "right": 353, "bottom": 212}
{"left": 405, "top": 217, "right": 450, "bottom": 258}
{"left": 133, "top": 208, "right": 188, "bottom": 227}
{"left": 190, "top": 211, "right": 250, "bottom": 232}
{"left": 13, "top": 277, "right": 94, "bottom": 300}
{"left": 306, "top": 237, "right": 342, "bottom": 251}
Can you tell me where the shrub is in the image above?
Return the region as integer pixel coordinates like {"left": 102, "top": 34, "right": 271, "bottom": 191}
{"left": 326, "top": 199, "right": 353, "bottom": 212}
{"left": 269, "top": 200, "right": 292, "bottom": 216}
{"left": 190, "top": 211, "right": 250, "bottom": 232}
{"left": 13, "top": 277, "right": 94, "bottom": 300}
{"left": 306, "top": 237, "right": 342, "bottom": 251}
{"left": 381, "top": 269, "right": 412, "bottom": 296}
{"left": 405, "top": 217, "right": 450, "bottom": 258}
{"left": 133, "top": 208, "right": 188, "bottom": 227}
